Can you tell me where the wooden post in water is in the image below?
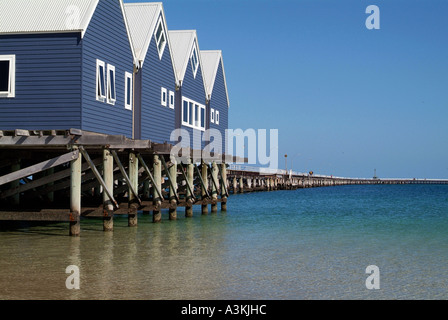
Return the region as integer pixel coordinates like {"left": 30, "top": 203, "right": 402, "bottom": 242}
{"left": 70, "top": 148, "right": 82, "bottom": 236}
{"left": 169, "top": 155, "right": 178, "bottom": 220}
{"left": 153, "top": 154, "right": 162, "bottom": 223}
{"left": 233, "top": 176, "right": 238, "bottom": 194}
{"left": 220, "top": 163, "right": 227, "bottom": 211}
{"left": 128, "top": 152, "right": 138, "bottom": 227}
{"left": 211, "top": 161, "right": 218, "bottom": 213}
{"left": 103, "top": 149, "right": 114, "bottom": 232}
{"left": 185, "top": 159, "right": 194, "bottom": 217}
{"left": 201, "top": 161, "right": 209, "bottom": 215}
{"left": 239, "top": 177, "right": 244, "bottom": 193}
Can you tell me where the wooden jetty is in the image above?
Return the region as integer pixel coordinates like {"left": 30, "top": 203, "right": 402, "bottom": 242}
{"left": 0, "top": 129, "right": 235, "bottom": 236}
{"left": 1, "top": 129, "right": 447, "bottom": 236}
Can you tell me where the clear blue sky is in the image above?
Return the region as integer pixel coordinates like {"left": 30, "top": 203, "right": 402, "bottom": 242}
{"left": 125, "top": 0, "right": 448, "bottom": 179}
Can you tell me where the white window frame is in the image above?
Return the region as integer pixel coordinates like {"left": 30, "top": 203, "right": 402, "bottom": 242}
{"left": 169, "top": 90, "right": 175, "bottom": 109}
{"left": 190, "top": 44, "right": 199, "bottom": 78}
{"left": 106, "top": 64, "right": 116, "bottom": 105}
{"left": 210, "top": 108, "right": 215, "bottom": 124}
{"left": 96, "top": 59, "right": 106, "bottom": 102}
{"left": 154, "top": 17, "right": 167, "bottom": 60}
{"left": 215, "top": 110, "right": 220, "bottom": 125}
{"left": 161, "top": 87, "right": 167, "bottom": 107}
{"left": 0, "top": 55, "right": 16, "bottom": 98}
{"left": 125, "top": 72, "right": 133, "bottom": 111}
{"left": 181, "top": 96, "right": 205, "bottom": 131}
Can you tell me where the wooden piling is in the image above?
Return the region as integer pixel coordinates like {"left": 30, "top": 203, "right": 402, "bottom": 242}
{"left": 70, "top": 148, "right": 82, "bottom": 236}
{"left": 211, "top": 162, "right": 219, "bottom": 213}
{"left": 153, "top": 154, "right": 162, "bottom": 223}
{"left": 169, "top": 156, "right": 178, "bottom": 220}
{"left": 201, "top": 161, "right": 209, "bottom": 215}
{"left": 186, "top": 159, "right": 194, "bottom": 217}
{"left": 103, "top": 149, "right": 114, "bottom": 232}
{"left": 221, "top": 163, "right": 227, "bottom": 211}
{"left": 128, "top": 152, "right": 138, "bottom": 227}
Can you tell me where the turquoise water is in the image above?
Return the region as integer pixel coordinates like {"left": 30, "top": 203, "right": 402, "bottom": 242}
{"left": 0, "top": 184, "right": 447, "bottom": 300}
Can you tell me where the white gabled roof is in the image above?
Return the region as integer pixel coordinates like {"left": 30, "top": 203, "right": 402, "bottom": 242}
{"left": 200, "top": 50, "right": 230, "bottom": 108}
{"left": 0, "top": 0, "right": 137, "bottom": 65}
{"left": 168, "top": 30, "right": 207, "bottom": 94}
{"left": 0, "top": 0, "right": 99, "bottom": 37}
{"left": 124, "top": 2, "right": 177, "bottom": 79}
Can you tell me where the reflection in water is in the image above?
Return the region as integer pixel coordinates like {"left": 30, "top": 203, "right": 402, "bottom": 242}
{"left": 1, "top": 185, "right": 448, "bottom": 300}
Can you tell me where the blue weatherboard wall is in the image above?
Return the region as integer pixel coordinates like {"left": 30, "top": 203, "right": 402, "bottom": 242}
{"left": 81, "top": 0, "right": 134, "bottom": 138}
{"left": 0, "top": 33, "right": 82, "bottom": 130}
{"left": 209, "top": 59, "right": 229, "bottom": 154}
{"left": 140, "top": 13, "right": 177, "bottom": 143}
{"left": 178, "top": 59, "right": 207, "bottom": 149}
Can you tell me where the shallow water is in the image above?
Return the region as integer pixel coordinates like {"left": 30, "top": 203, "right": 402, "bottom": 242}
{"left": 1, "top": 184, "right": 447, "bottom": 300}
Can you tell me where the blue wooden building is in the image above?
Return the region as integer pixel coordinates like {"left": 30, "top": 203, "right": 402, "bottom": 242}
{"left": 168, "top": 30, "right": 208, "bottom": 150}
{"left": 201, "top": 50, "right": 230, "bottom": 155}
{"left": 124, "top": 2, "right": 178, "bottom": 142}
{"left": 0, "top": 0, "right": 136, "bottom": 137}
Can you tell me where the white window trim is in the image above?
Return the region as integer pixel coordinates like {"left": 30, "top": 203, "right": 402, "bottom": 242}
{"left": 106, "top": 64, "right": 116, "bottom": 105}
{"left": 169, "top": 90, "right": 175, "bottom": 109}
{"left": 215, "top": 110, "right": 220, "bottom": 125}
{"left": 161, "top": 87, "right": 167, "bottom": 107}
{"left": 154, "top": 17, "right": 167, "bottom": 60}
{"left": 190, "top": 44, "right": 199, "bottom": 78}
{"left": 125, "top": 72, "right": 133, "bottom": 111}
{"left": 181, "top": 96, "right": 205, "bottom": 131}
{"left": 0, "top": 55, "right": 15, "bottom": 98}
{"left": 96, "top": 59, "right": 106, "bottom": 102}
{"left": 210, "top": 108, "right": 215, "bottom": 124}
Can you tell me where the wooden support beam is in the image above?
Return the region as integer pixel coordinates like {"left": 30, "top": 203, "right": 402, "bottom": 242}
{"left": 160, "top": 155, "right": 180, "bottom": 204}
{"left": 0, "top": 158, "right": 102, "bottom": 199}
{"left": 211, "top": 162, "right": 219, "bottom": 213}
{"left": 201, "top": 161, "right": 209, "bottom": 215}
{"left": 111, "top": 150, "right": 141, "bottom": 206}
{"left": 102, "top": 149, "right": 114, "bottom": 231}
{"left": 70, "top": 148, "right": 82, "bottom": 236}
{"left": 0, "top": 150, "right": 79, "bottom": 187}
{"left": 153, "top": 154, "right": 162, "bottom": 223}
{"left": 0, "top": 210, "right": 72, "bottom": 222}
{"left": 168, "top": 155, "right": 178, "bottom": 220}
{"left": 137, "top": 154, "right": 164, "bottom": 202}
{"left": 178, "top": 161, "right": 196, "bottom": 202}
{"left": 185, "top": 159, "right": 194, "bottom": 218}
{"left": 79, "top": 146, "right": 118, "bottom": 210}
{"left": 220, "top": 163, "right": 228, "bottom": 211}
{"left": 128, "top": 152, "right": 139, "bottom": 227}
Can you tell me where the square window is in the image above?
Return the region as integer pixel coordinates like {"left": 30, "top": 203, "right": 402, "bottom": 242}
{"left": 96, "top": 59, "right": 106, "bottom": 101}
{"left": 0, "top": 55, "right": 15, "bottom": 98}
{"left": 161, "top": 87, "right": 167, "bottom": 106}
{"left": 125, "top": 72, "right": 133, "bottom": 110}
{"left": 169, "top": 91, "right": 175, "bottom": 109}
{"left": 216, "top": 110, "right": 220, "bottom": 125}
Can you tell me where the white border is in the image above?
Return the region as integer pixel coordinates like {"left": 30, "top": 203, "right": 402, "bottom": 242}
{"left": 107, "top": 64, "right": 116, "bottom": 105}
{"left": 181, "top": 96, "right": 205, "bottom": 131}
{"left": 96, "top": 59, "right": 106, "bottom": 102}
{"left": 125, "top": 72, "right": 133, "bottom": 111}
{"left": 0, "top": 54, "right": 15, "bottom": 98}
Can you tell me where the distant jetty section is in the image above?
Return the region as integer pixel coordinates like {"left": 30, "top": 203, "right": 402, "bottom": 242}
{"left": 227, "top": 164, "right": 448, "bottom": 192}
